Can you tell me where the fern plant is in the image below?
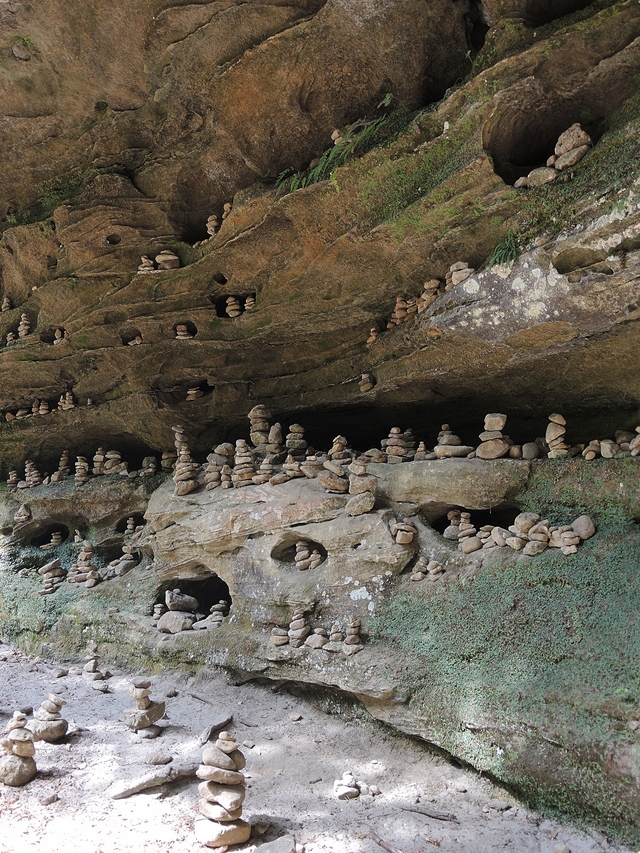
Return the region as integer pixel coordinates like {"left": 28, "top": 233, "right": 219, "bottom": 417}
{"left": 488, "top": 230, "right": 519, "bottom": 268}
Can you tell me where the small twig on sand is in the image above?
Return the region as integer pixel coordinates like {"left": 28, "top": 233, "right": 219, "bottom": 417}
{"left": 188, "top": 692, "right": 213, "bottom": 705}
{"left": 401, "top": 805, "right": 458, "bottom": 822}
{"left": 424, "top": 836, "right": 442, "bottom": 847}
{"left": 368, "top": 826, "right": 407, "bottom": 853}
{"left": 238, "top": 719, "right": 258, "bottom": 728}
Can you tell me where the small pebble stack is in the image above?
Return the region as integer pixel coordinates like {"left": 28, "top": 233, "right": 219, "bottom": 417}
{"left": 195, "top": 730, "right": 250, "bottom": 848}
{"left": 204, "top": 455, "right": 222, "bottom": 490}
{"left": 38, "top": 558, "right": 67, "bottom": 596}
{"left": 457, "top": 512, "right": 481, "bottom": 553}
{"left": 345, "top": 459, "right": 377, "bottom": 516}
{"left": 2, "top": 296, "right": 12, "bottom": 311}
{"left": 366, "top": 327, "right": 379, "bottom": 344}
{"left": 285, "top": 424, "right": 307, "bottom": 460}
{"left": 22, "top": 460, "right": 43, "bottom": 488}
{"left": 224, "top": 296, "right": 242, "bottom": 318}
{"left": 410, "top": 556, "right": 444, "bottom": 582}
{"left": 294, "top": 541, "right": 323, "bottom": 571}
{"left": 389, "top": 518, "right": 418, "bottom": 545}
{"left": 7, "top": 471, "right": 19, "bottom": 488}
{"left": 175, "top": 323, "right": 193, "bottom": 339}
{"left": 252, "top": 459, "right": 274, "bottom": 485}
{"left": 92, "top": 447, "right": 106, "bottom": 475}
{"left": 124, "top": 678, "right": 166, "bottom": 737}
{"left": 247, "top": 405, "right": 271, "bottom": 451}
{"left": 41, "top": 530, "right": 63, "bottom": 550}
{"left": 343, "top": 614, "right": 363, "bottom": 656}
{"left": 359, "top": 373, "right": 375, "bottom": 393}
{"left": 156, "top": 249, "right": 180, "bottom": 270}
{"left": 13, "top": 504, "right": 29, "bottom": 522}
{"left": 382, "top": 427, "right": 408, "bottom": 463}
{"left": 186, "top": 387, "right": 204, "bottom": 401}
{"left": 0, "top": 712, "right": 36, "bottom": 787}
{"left": 82, "top": 651, "right": 109, "bottom": 692}
{"left": 288, "top": 611, "right": 310, "bottom": 648}
{"left": 30, "top": 694, "right": 68, "bottom": 743}
{"left": 434, "top": 424, "right": 474, "bottom": 458}
{"left": 417, "top": 279, "right": 441, "bottom": 312}
{"left": 18, "top": 313, "right": 31, "bottom": 338}
{"left": 193, "top": 600, "right": 230, "bottom": 631}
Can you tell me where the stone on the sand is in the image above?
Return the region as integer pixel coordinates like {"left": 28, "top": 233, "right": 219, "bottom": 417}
{"left": 0, "top": 754, "right": 36, "bottom": 786}
{"left": 124, "top": 702, "right": 166, "bottom": 731}
{"left": 194, "top": 817, "right": 251, "bottom": 848}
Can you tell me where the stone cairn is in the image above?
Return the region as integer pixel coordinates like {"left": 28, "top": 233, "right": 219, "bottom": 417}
{"left": 101, "top": 545, "right": 139, "bottom": 580}
{"left": 50, "top": 449, "right": 72, "bottom": 482}
{"left": 546, "top": 413, "right": 569, "bottom": 459}
{"left": 251, "top": 459, "right": 273, "bottom": 485}
{"left": 161, "top": 450, "right": 177, "bottom": 472}
{"left": 124, "top": 516, "right": 136, "bottom": 535}
{"left": 232, "top": 440, "right": 255, "bottom": 488}
{"left": 317, "top": 457, "right": 348, "bottom": 493}
{"left": 244, "top": 294, "right": 255, "bottom": 311}
{"left": 345, "top": 459, "right": 377, "bottom": 517}
{"left": 515, "top": 123, "right": 592, "bottom": 189}
{"left": 222, "top": 201, "right": 233, "bottom": 221}
{"left": 300, "top": 454, "right": 325, "bottom": 479}
{"left": 67, "top": 541, "right": 101, "bottom": 588}
{"left": 187, "top": 386, "right": 204, "bottom": 401}
{"left": 410, "top": 556, "right": 444, "bottom": 582}
{"left": 204, "top": 454, "right": 222, "bottom": 490}
{"left": 433, "top": 424, "right": 474, "bottom": 459}
{"left": 206, "top": 213, "right": 220, "bottom": 237}
{"left": 38, "top": 558, "right": 67, "bottom": 596}
{"left": 193, "top": 599, "right": 230, "bottom": 631}
{"left": 6, "top": 471, "right": 19, "bottom": 488}
{"left": 285, "top": 423, "right": 307, "bottom": 460}
{"left": 157, "top": 250, "right": 180, "bottom": 270}
{"left": 442, "top": 509, "right": 461, "bottom": 539}
{"left": 456, "top": 511, "right": 595, "bottom": 557}
{"left": 82, "top": 650, "right": 109, "bottom": 692}
{"left": 475, "top": 413, "right": 512, "bottom": 460}
{"left": 124, "top": 678, "right": 166, "bottom": 738}
{"left": 195, "top": 729, "right": 250, "bottom": 849}
{"left": 294, "top": 541, "right": 323, "bottom": 571}
{"left": 152, "top": 603, "right": 166, "bottom": 626}
{"left": 324, "top": 623, "right": 344, "bottom": 652}
{"left": 41, "top": 530, "right": 63, "bottom": 550}
{"left": 359, "top": 372, "right": 375, "bottom": 393}
{"left": 30, "top": 694, "right": 68, "bottom": 743}
{"left": 343, "top": 614, "right": 363, "bottom": 656}
{"left": 17, "top": 313, "right": 30, "bottom": 338}
{"left": 103, "top": 450, "right": 127, "bottom": 475}
{"left": 172, "top": 425, "right": 200, "bottom": 496}
{"left": 390, "top": 517, "right": 418, "bottom": 545}
{"left": 13, "top": 504, "right": 30, "bottom": 523}
{"left": 1, "top": 295, "right": 12, "bottom": 311}
{"left": 381, "top": 427, "right": 408, "bottom": 463}
{"left": 221, "top": 464, "right": 233, "bottom": 489}
{"left": 19, "top": 460, "right": 43, "bottom": 488}
{"left": 157, "top": 588, "right": 201, "bottom": 633}
{"left": 445, "top": 261, "right": 474, "bottom": 290}
{"left": 58, "top": 391, "right": 75, "bottom": 411}
{"left": 175, "top": 323, "right": 194, "bottom": 339}
{"left": 414, "top": 441, "right": 428, "bottom": 460}
{"left": 282, "top": 454, "right": 305, "bottom": 480}
{"left": 137, "top": 255, "right": 156, "bottom": 274}
{"left": 247, "top": 405, "right": 271, "bottom": 454}
{"left": 417, "top": 279, "right": 441, "bottom": 312}
{"left": 140, "top": 455, "right": 157, "bottom": 477}
{"left": 52, "top": 327, "right": 67, "bottom": 345}
{"left": 386, "top": 295, "right": 417, "bottom": 329}
{"left": 0, "top": 712, "right": 36, "bottom": 787}
{"left": 75, "top": 456, "right": 91, "bottom": 487}
{"left": 6, "top": 330, "right": 16, "bottom": 345}
{"left": 366, "top": 327, "right": 380, "bottom": 345}
{"left": 224, "top": 296, "right": 242, "bottom": 318}
{"left": 287, "top": 611, "right": 310, "bottom": 648}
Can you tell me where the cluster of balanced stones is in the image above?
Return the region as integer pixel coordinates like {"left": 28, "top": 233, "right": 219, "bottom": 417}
{"left": 82, "top": 650, "right": 110, "bottom": 692}
{"left": 67, "top": 541, "right": 101, "bottom": 588}
{"left": 155, "top": 588, "right": 228, "bottom": 634}
{"left": 333, "top": 771, "right": 379, "bottom": 799}
{"left": 389, "top": 517, "right": 418, "bottom": 545}
{"left": 294, "top": 540, "right": 323, "bottom": 570}
{"left": 417, "top": 278, "right": 441, "bottom": 312}
{"left": 231, "top": 440, "right": 254, "bottom": 487}
{"left": 456, "top": 511, "right": 596, "bottom": 556}
{"left": 3, "top": 391, "right": 79, "bottom": 422}
{"left": 433, "top": 424, "right": 475, "bottom": 459}
{"left": 0, "top": 712, "right": 36, "bottom": 786}
{"left": 386, "top": 294, "right": 418, "bottom": 329}
{"left": 285, "top": 424, "right": 307, "bottom": 460}
{"left": 546, "top": 413, "right": 570, "bottom": 459}
{"left": 345, "top": 459, "right": 377, "bottom": 517}
{"left": 445, "top": 260, "right": 475, "bottom": 290}
{"left": 30, "top": 694, "right": 68, "bottom": 743}
{"left": 38, "top": 558, "right": 67, "bottom": 595}
{"left": 195, "top": 730, "right": 250, "bottom": 848}
{"left": 124, "top": 679, "right": 165, "bottom": 738}
{"left": 476, "top": 413, "right": 514, "bottom": 460}
{"left": 410, "top": 555, "right": 444, "bottom": 582}
{"left": 224, "top": 296, "right": 242, "bottom": 317}
{"left": 2, "top": 295, "right": 12, "bottom": 311}
{"left": 41, "top": 530, "right": 64, "bottom": 550}
{"left": 187, "top": 386, "right": 204, "bottom": 401}
{"left": 137, "top": 250, "right": 180, "bottom": 273}
{"left": 515, "top": 123, "right": 592, "bottom": 188}
{"left": 270, "top": 614, "right": 362, "bottom": 655}
{"left": 358, "top": 372, "right": 375, "bottom": 393}
{"left": 583, "top": 427, "right": 640, "bottom": 459}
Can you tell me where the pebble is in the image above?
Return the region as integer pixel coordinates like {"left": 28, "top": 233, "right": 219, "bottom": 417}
{"left": 40, "top": 794, "right": 59, "bottom": 805}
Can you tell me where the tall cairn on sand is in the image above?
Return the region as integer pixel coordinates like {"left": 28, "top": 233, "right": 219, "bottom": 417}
{"left": 195, "top": 730, "right": 251, "bottom": 848}
{"left": 0, "top": 712, "right": 36, "bottom": 786}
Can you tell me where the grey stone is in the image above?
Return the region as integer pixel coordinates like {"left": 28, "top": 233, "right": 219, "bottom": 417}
{"left": 124, "top": 701, "right": 166, "bottom": 731}
{"left": 0, "top": 754, "right": 36, "bottom": 786}
{"left": 572, "top": 515, "right": 596, "bottom": 540}
{"left": 157, "top": 611, "right": 196, "bottom": 633}
{"left": 527, "top": 167, "right": 558, "bottom": 187}
{"left": 194, "top": 817, "right": 251, "bottom": 848}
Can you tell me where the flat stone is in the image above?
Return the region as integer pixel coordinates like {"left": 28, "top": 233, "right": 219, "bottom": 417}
{"left": 522, "top": 540, "right": 548, "bottom": 556}
{"left": 202, "top": 745, "right": 237, "bottom": 771}
{"left": 475, "top": 438, "right": 512, "bottom": 460}
{"left": 194, "top": 817, "right": 251, "bottom": 848}
{"left": 146, "top": 752, "right": 172, "bottom": 765}
{"left": 254, "top": 836, "right": 297, "bottom": 853}
{"left": 348, "top": 474, "right": 378, "bottom": 495}
{"left": 459, "top": 536, "right": 482, "bottom": 554}
{"left": 545, "top": 422, "right": 566, "bottom": 443}
{"left": 198, "top": 780, "right": 246, "bottom": 810}
{"left": 527, "top": 167, "right": 558, "bottom": 187}
{"left": 484, "top": 413, "right": 507, "bottom": 431}
{"left": 199, "top": 800, "right": 243, "bottom": 821}
{"left": 156, "top": 611, "right": 196, "bottom": 633}
{"left": 345, "top": 491, "right": 375, "bottom": 516}
{"left": 434, "top": 445, "right": 475, "bottom": 458}
{"left": 196, "top": 765, "right": 245, "bottom": 785}
{"left": 316, "top": 471, "right": 348, "bottom": 493}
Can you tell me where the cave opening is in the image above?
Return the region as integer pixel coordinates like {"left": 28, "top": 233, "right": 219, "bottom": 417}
{"left": 155, "top": 573, "right": 232, "bottom": 615}
{"left": 40, "top": 327, "right": 66, "bottom": 344}
{"left": 115, "top": 513, "right": 146, "bottom": 535}
{"left": 120, "top": 326, "right": 143, "bottom": 346}
{"left": 518, "top": 0, "right": 596, "bottom": 28}
{"left": 271, "top": 537, "right": 327, "bottom": 566}
{"left": 212, "top": 273, "right": 228, "bottom": 285}
{"left": 212, "top": 294, "right": 255, "bottom": 318}
{"left": 105, "top": 233, "right": 121, "bottom": 245}
{"left": 431, "top": 506, "right": 520, "bottom": 535}
{"left": 30, "top": 524, "right": 70, "bottom": 548}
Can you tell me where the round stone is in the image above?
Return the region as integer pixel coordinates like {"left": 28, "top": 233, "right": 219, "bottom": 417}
{"left": 0, "top": 754, "right": 36, "bottom": 786}
{"left": 194, "top": 817, "right": 251, "bottom": 848}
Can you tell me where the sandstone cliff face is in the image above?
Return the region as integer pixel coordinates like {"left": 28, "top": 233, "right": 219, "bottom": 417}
{"left": 1, "top": 0, "right": 640, "bottom": 841}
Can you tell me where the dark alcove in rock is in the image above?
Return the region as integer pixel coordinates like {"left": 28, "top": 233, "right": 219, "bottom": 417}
{"left": 155, "top": 573, "right": 232, "bottom": 615}
{"left": 29, "top": 524, "right": 70, "bottom": 548}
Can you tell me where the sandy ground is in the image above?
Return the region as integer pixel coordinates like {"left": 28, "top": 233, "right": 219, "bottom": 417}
{"left": 0, "top": 639, "right": 633, "bottom": 853}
